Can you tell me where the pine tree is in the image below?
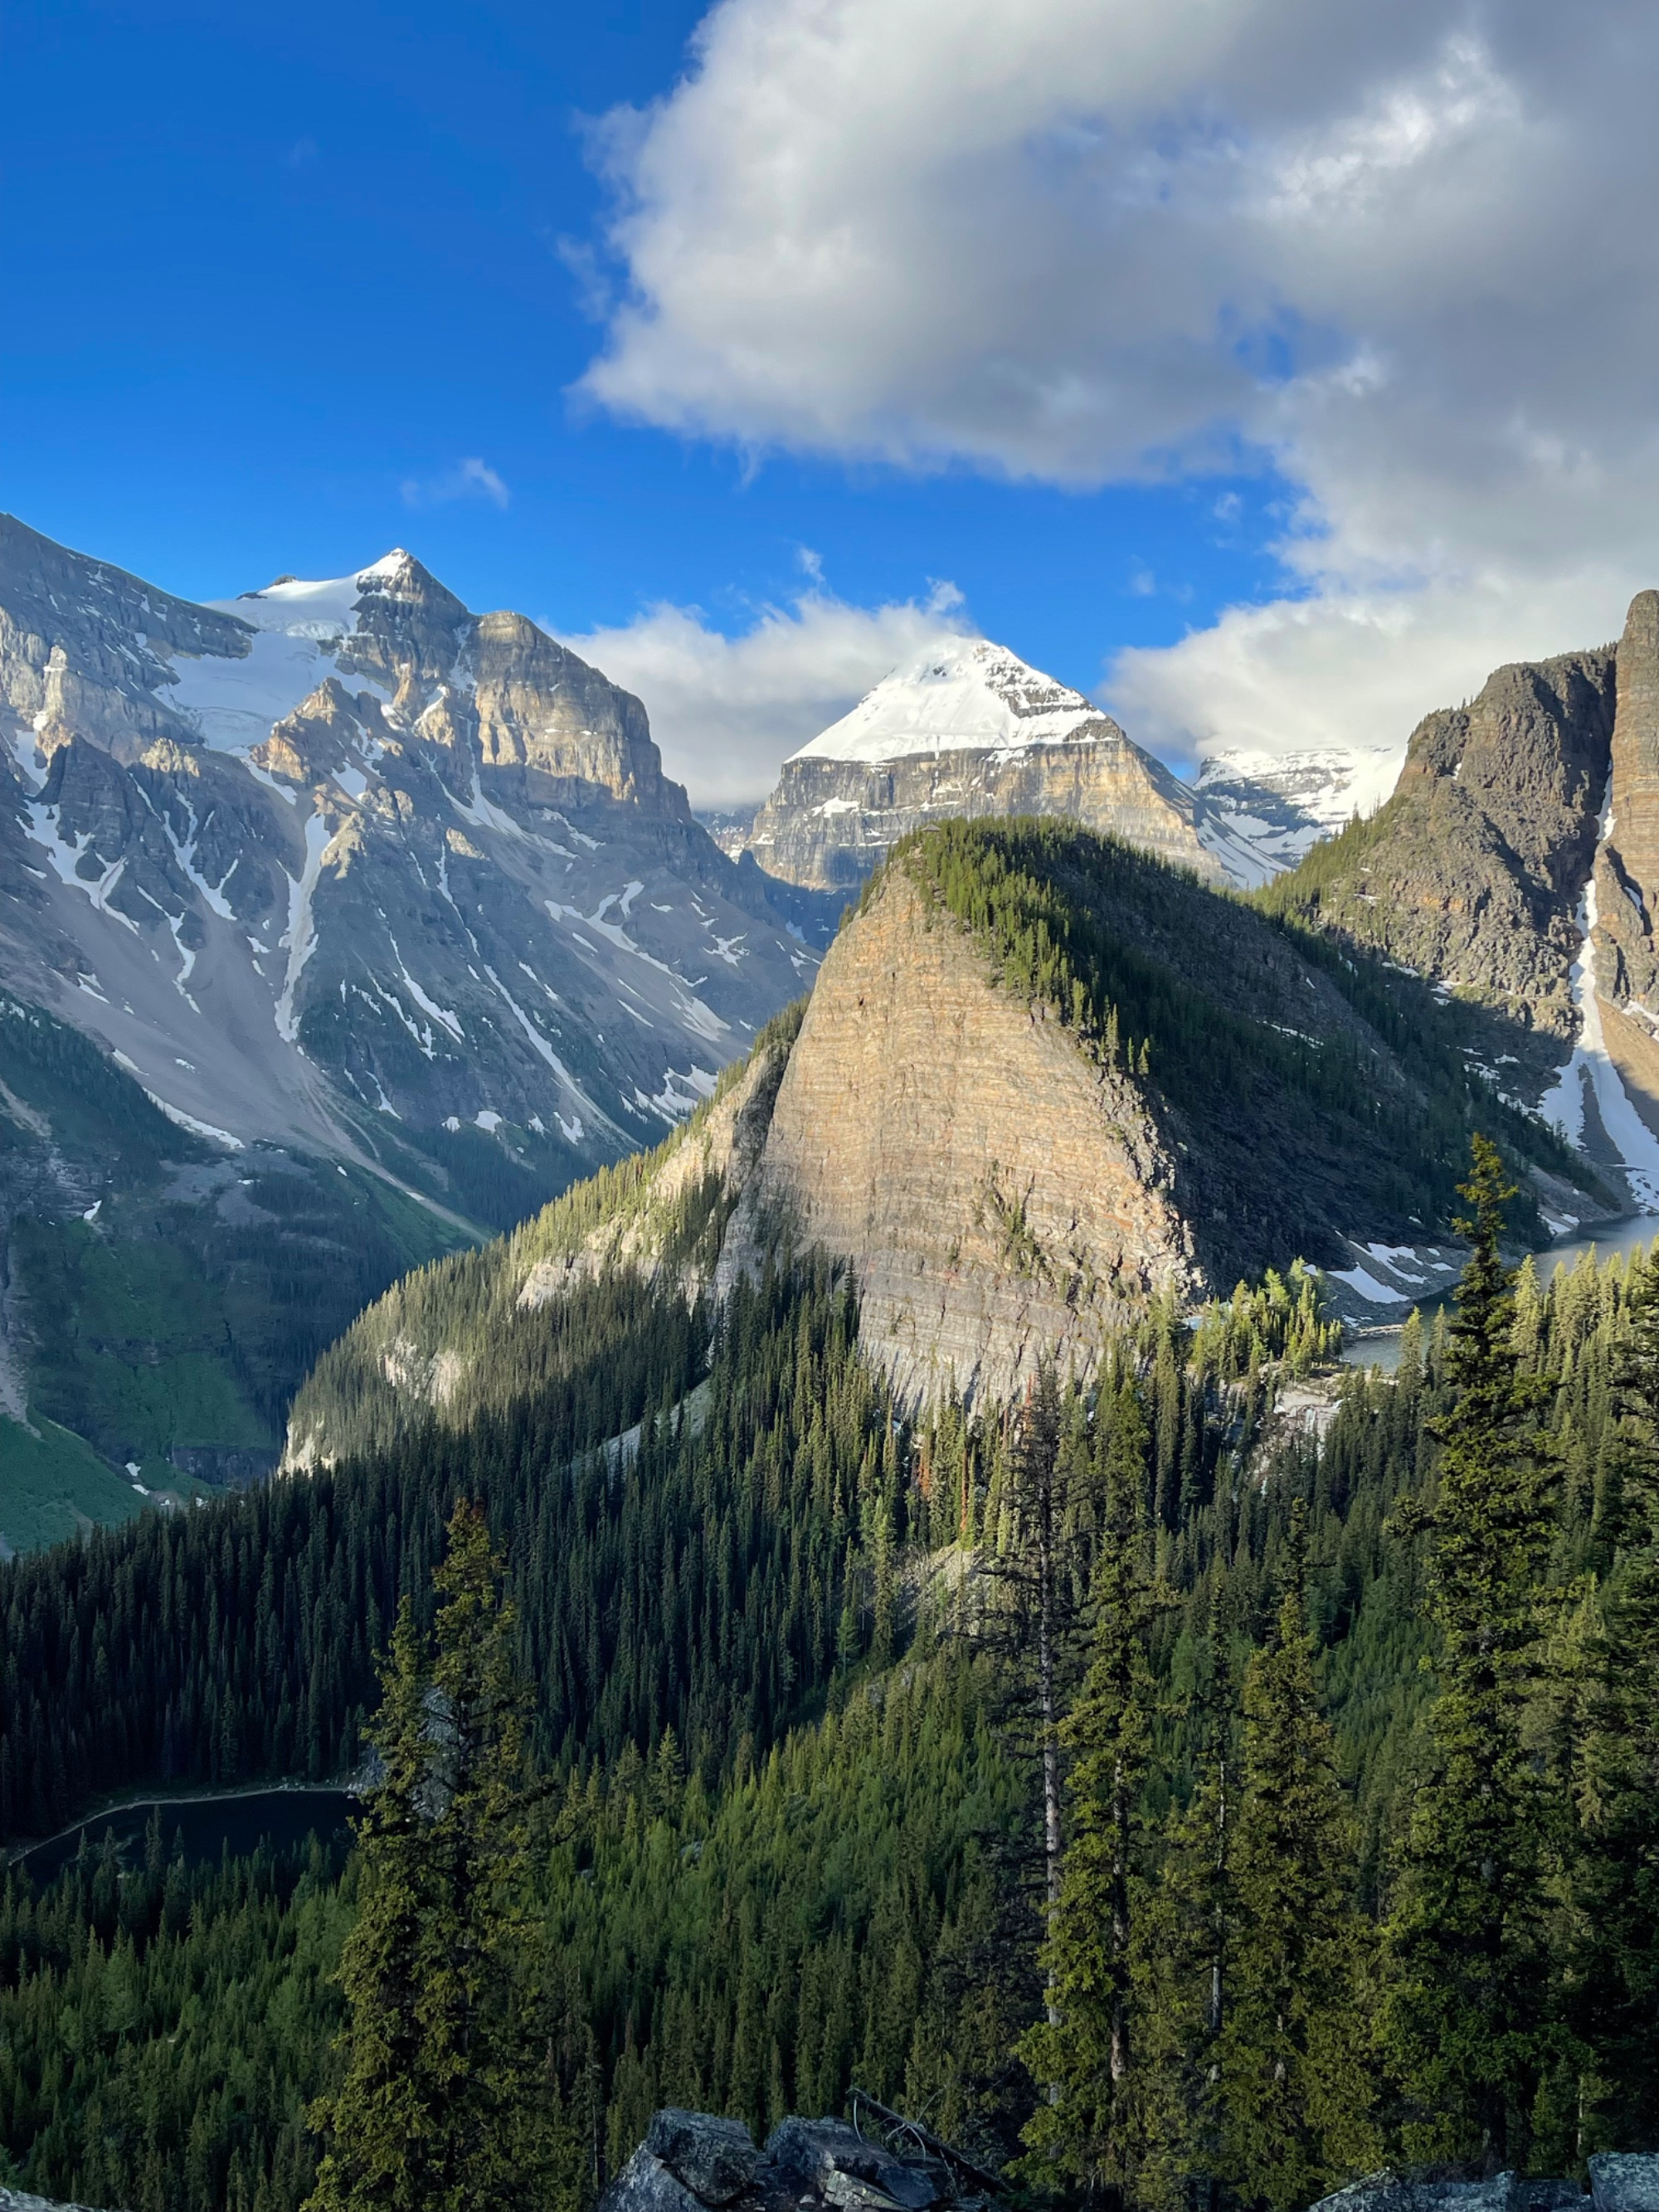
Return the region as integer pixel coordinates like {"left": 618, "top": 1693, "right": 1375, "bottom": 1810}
{"left": 1021, "top": 1381, "right": 1164, "bottom": 2199}
{"left": 1219, "top": 1510, "right": 1378, "bottom": 2210}
{"left": 307, "top": 1500, "right": 559, "bottom": 2212}
{"left": 1379, "top": 1135, "right": 1561, "bottom": 2166}
{"left": 1564, "top": 1244, "right": 1659, "bottom": 2146}
{"left": 1132, "top": 1586, "right": 1236, "bottom": 2212}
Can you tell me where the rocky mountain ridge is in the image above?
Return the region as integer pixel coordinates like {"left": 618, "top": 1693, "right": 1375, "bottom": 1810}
{"left": 287, "top": 821, "right": 1586, "bottom": 1453}
{"left": 1262, "top": 592, "right": 1659, "bottom": 1211}
{"left": 0, "top": 515, "right": 814, "bottom": 1225}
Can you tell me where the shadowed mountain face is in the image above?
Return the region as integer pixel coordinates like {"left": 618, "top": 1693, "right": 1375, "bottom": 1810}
{"left": 1258, "top": 601, "right": 1659, "bottom": 1209}
{"left": 0, "top": 517, "right": 815, "bottom": 1221}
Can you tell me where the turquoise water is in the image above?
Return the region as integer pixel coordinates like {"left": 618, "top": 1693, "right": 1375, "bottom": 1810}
{"left": 1339, "top": 1215, "right": 1659, "bottom": 1373}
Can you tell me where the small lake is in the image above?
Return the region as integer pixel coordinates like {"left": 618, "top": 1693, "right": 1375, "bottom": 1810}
{"left": 10, "top": 1786, "right": 357, "bottom": 1889}
{"left": 1340, "top": 1215, "right": 1659, "bottom": 1372}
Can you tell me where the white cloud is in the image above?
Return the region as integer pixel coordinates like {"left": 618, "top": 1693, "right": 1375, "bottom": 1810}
{"left": 1107, "top": 569, "right": 1632, "bottom": 788}
{"left": 579, "top": 0, "right": 1659, "bottom": 772}
{"left": 558, "top": 581, "right": 971, "bottom": 806}
{"left": 401, "top": 458, "right": 511, "bottom": 510}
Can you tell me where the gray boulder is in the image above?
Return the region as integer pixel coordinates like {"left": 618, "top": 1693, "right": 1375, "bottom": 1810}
{"left": 766, "top": 2118, "right": 943, "bottom": 2210}
{"left": 0, "top": 2195, "right": 115, "bottom": 2212}
{"left": 603, "top": 2148, "right": 708, "bottom": 2212}
{"left": 1311, "top": 2175, "right": 1525, "bottom": 2212}
{"left": 649, "top": 2111, "right": 763, "bottom": 2206}
{"left": 1589, "top": 2157, "right": 1659, "bottom": 2212}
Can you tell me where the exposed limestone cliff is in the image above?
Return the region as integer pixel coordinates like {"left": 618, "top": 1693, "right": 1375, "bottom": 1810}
{"left": 1594, "top": 590, "right": 1659, "bottom": 1014}
{"left": 291, "top": 824, "right": 1574, "bottom": 1447}
{"left": 717, "top": 864, "right": 1196, "bottom": 1405}
{"left": 748, "top": 733, "right": 1219, "bottom": 892}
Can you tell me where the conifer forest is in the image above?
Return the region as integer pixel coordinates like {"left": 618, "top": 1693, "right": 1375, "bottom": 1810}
{"left": 1, "top": 1130, "right": 1656, "bottom": 2212}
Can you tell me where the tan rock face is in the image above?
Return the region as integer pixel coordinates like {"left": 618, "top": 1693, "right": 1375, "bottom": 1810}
{"left": 1594, "top": 592, "right": 1659, "bottom": 1017}
{"left": 746, "top": 733, "right": 1219, "bottom": 893}
{"left": 0, "top": 513, "right": 252, "bottom": 763}
{"left": 719, "top": 865, "right": 1197, "bottom": 1406}
{"left": 1275, "top": 649, "right": 1615, "bottom": 1047}
{"left": 471, "top": 610, "right": 686, "bottom": 816}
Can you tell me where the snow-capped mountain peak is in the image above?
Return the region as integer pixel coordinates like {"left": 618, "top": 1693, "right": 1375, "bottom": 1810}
{"left": 789, "top": 636, "right": 1115, "bottom": 767}
{"left": 0, "top": 513, "right": 815, "bottom": 1220}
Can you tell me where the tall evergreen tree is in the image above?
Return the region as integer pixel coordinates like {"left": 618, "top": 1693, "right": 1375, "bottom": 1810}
{"left": 307, "top": 1500, "right": 559, "bottom": 2212}
{"left": 1220, "top": 1510, "right": 1378, "bottom": 2210}
{"left": 1021, "top": 1381, "right": 1163, "bottom": 2200}
{"left": 1379, "top": 1135, "right": 1561, "bottom": 2166}
{"left": 1564, "top": 1245, "right": 1659, "bottom": 2146}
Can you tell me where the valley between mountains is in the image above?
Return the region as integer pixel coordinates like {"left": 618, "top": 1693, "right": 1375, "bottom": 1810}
{"left": 8, "top": 510, "right": 1659, "bottom": 1537}
{"left": 3, "top": 529, "right": 1659, "bottom": 2212}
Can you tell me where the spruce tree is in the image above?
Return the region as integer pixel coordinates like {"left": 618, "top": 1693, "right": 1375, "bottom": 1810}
{"left": 1132, "top": 1586, "right": 1237, "bottom": 2212}
{"left": 307, "top": 1500, "right": 558, "bottom": 2212}
{"left": 1220, "top": 1512, "right": 1378, "bottom": 2210}
{"left": 1379, "top": 1135, "right": 1560, "bottom": 2166}
{"left": 1021, "top": 1381, "right": 1163, "bottom": 2199}
{"left": 1564, "top": 1244, "right": 1659, "bottom": 2145}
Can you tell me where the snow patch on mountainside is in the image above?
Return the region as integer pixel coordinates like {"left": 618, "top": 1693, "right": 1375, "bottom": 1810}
{"left": 162, "top": 561, "right": 401, "bottom": 756}
{"left": 791, "top": 637, "right": 1113, "bottom": 764}
{"left": 1193, "top": 743, "right": 1404, "bottom": 884}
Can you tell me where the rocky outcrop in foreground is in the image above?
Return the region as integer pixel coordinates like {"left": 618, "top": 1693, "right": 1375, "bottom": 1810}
{"left": 603, "top": 2132, "right": 1659, "bottom": 2212}
{"left": 602, "top": 2106, "right": 1000, "bottom": 2212}
{"left": 1312, "top": 2156, "right": 1659, "bottom": 2212}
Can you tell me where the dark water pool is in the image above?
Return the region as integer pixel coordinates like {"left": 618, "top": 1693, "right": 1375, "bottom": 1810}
{"left": 1340, "top": 1215, "right": 1659, "bottom": 1372}
{"left": 10, "top": 1786, "right": 356, "bottom": 1888}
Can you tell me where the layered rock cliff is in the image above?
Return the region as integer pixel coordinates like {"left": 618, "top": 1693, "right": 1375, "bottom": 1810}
{"left": 742, "top": 638, "right": 1227, "bottom": 891}
{"left": 1259, "top": 592, "right": 1659, "bottom": 1206}
{"left": 1260, "top": 647, "right": 1618, "bottom": 1047}
{"left": 290, "top": 822, "right": 1576, "bottom": 1448}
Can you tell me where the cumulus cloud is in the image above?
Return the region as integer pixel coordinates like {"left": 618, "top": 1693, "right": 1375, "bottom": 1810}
{"left": 558, "top": 579, "right": 972, "bottom": 806}
{"left": 579, "top": 0, "right": 1659, "bottom": 769}
{"left": 401, "top": 458, "right": 511, "bottom": 510}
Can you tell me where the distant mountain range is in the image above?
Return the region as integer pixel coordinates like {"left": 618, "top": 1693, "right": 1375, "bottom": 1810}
{"left": 0, "top": 516, "right": 817, "bottom": 1204}
{"left": 12, "top": 499, "right": 1659, "bottom": 1543}
{"left": 728, "top": 636, "right": 1401, "bottom": 892}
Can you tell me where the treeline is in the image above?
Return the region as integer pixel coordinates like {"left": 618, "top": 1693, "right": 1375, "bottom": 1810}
{"left": 287, "top": 1001, "right": 801, "bottom": 1464}
{"left": 0, "top": 1257, "right": 912, "bottom": 1838}
{"left": 4, "top": 1192, "right": 1657, "bottom": 2206}
{"left": 0, "top": 1260, "right": 1443, "bottom": 2209}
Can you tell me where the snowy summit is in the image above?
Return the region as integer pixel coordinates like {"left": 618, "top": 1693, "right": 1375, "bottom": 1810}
{"left": 789, "top": 638, "right": 1116, "bottom": 767}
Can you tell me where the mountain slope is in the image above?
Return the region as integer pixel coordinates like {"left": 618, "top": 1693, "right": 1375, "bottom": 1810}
{"left": 289, "top": 820, "right": 1583, "bottom": 1442}
{"left": 742, "top": 638, "right": 1232, "bottom": 890}
{"left": 0, "top": 990, "right": 466, "bottom": 1550}
{"left": 1192, "top": 743, "right": 1405, "bottom": 884}
{"left": 1255, "top": 602, "right": 1659, "bottom": 1206}
{"left": 0, "top": 515, "right": 815, "bottom": 1226}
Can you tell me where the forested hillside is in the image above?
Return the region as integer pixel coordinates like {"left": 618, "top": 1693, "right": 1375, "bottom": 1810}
{"left": 0, "top": 992, "right": 469, "bottom": 1550}
{"left": 2, "top": 1200, "right": 1656, "bottom": 2209}
{"left": 910, "top": 818, "right": 1593, "bottom": 1257}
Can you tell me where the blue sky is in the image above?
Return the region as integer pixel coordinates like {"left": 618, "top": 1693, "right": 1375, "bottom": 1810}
{"left": 3, "top": 0, "right": 1287, "bottom": 785}
{"left": 7, "top": 0, "right": 1655, "bottom": 802}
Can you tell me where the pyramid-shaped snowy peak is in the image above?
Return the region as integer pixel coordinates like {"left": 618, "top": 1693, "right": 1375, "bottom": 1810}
{"left": 789, "top": 637, "right": 1118, "bottom": 766}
